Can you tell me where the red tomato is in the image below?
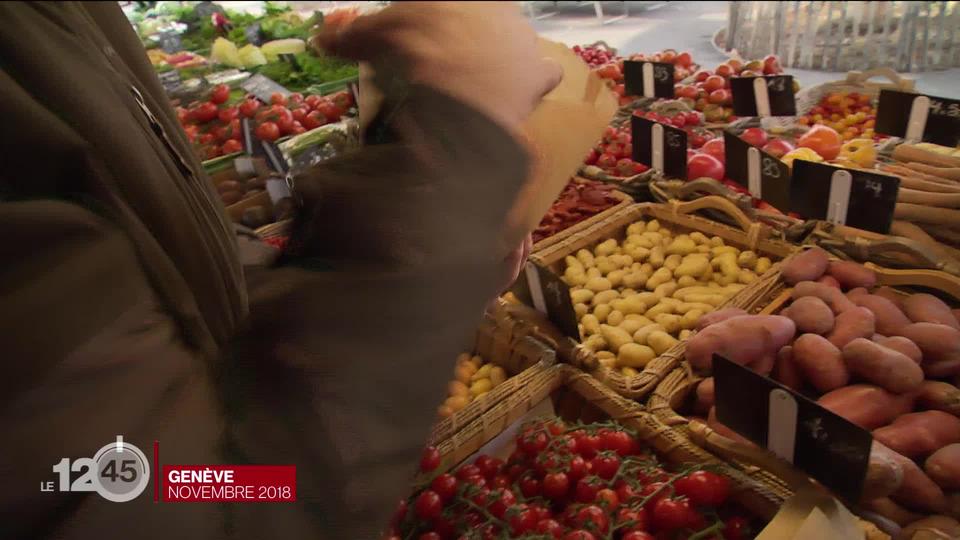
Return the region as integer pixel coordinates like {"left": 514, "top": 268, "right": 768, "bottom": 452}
{"left": 590, "top": 453, "right": 620, "bottom": 480}
{"left": 572, "top": 505, "right": 609, "bottom": 534}
{"left": 694, "top": 70, "right": 712, "bottom": 83}
{"left": 675, "top": 51, "right": 693, "bottom": 68}
{"left": 420, "top": 446, "right": 441, "bottom": 472}
{"left": 414, "top": 490, "right": 442, "bottom": 520}
{"left": 763, "top": 54, "right": 782, "bottom": 75}
{"left": 687, "top": 153, "right": 725, "bottom": 181}
{"left": 574, "top": 476, "right": 603, "bottom": 503}
{"left": 430, "top": 473, "right": 458, "bottom": 502}
{"left": 535, "top": 519, "right": 564, "bottom": 539}
{"left": 302, "top": 111, "right": 328, "bottom": 130}
{"left": 542, "top": 472, "right": 569, "bottom": 500}
{"left": 638, "top": 482, "right": 669, "bottom": 509}
{"left": 574, "top": 432, "right": 602, "bottom": 459}
{"left": 276, "top": 114, "right": 297, "bottom": 135}
{"left": 724, "top": 515, "right": 750, "bottom": 539}
{"left": 330, "top": 90, "right": 355, "bottom": 109}
{"left": 175, "top": 106, "right": 190, "bottom": 125}
{"left": 487, "top": 489, "right": 516, "bottom": 519}
{"left": 703, "top": 75, "right": 726, "bottom": 92}
{"left": 270, "top": 92, "right": 287, "bottom": 106}
{"left": 290, "top": 121, "right": 306, "bottom": 135}
{"left": 519, "top": 430, "right": 549, "bottom": 457}
{"left": 622, "top": 531, "right": 654, "bottom": 540}
{"left": 198, "top": 132, "right": 216, "bottom": 145}
{"left": 660, "top": 50, "right": 676, "bottom": 63}
{"left": 674, "top": 470, "right": 731, "bottom": 506}
{"left": 616, "top": 507, "right": 648, "bottom": 530}
{"left": 287, "top": 92, "right": 304, "bottom": 105}
{"left": 418, "top": 532, "right": 440, "bottom": 540}
{"left": 210, "top": 84, "right": 230, "bottom": 104}
{"left": 701, "top": 138, "right": 726, "bottom": 163}
{"left": 595, "top": 488, "right": 620, "bottom": 509}
{"left": 239, "top": 99, "right": 260, "bottom": 118}
{"left": 715, "top": 63, "right": 735, "bottom": 78}
{"left": 475, "top": 455, "right": 503, "bottom": 480}
{"left": 456, "top": 464, "right": 482, "bottom": 481}
{"left": 602, "top": 126, "right": 619, "bottom": 142}
{"left": 290, "top": 107, "right": 308, "bottom": 123}
{"left": 597, "top": 63, "right": 622, "bottom": 80}
{"left": 651, "top": 497, "right": 705, "bottom": 531}
{"left": 762, "top": 138, "right": 795, "bottom": 158}
{"left": 218, "top": 107, "right": 239, "bottom": 123}
{"left": 676, "top": 85, "right": 699, "bottom": 100}
{"left": 200, "top": 145, "right": 220, "bottom": 160}
{"left": 509, "top": 505, "right": 538, "bottom": 536}
{"left": 192, "top": 102, "right": 218, "bottom": 123}
{"left": 600, "top": 430, "right": 634, "bottom": 456}
{"left": 740, "top": 127, "right": 769, "bottom": 148}
{"left": 519, "top": 473, "right": 541, "bottom": 498}
{"left": 305, "top": 94, "right": 324, "bottom": 109}
{"left": 708, "top": 89, "right": 731, "bottom": 105}
{"left": 563, "top": 532, "right": 596, "bottom": 540}
{"left": 313, "top": 99, "right": 343, "bottom": 122}
{"left": 797, "top": 124, "right": 842, "bottom": 160}
{"left": 567, "top": 455, "right": 588, "bottom": 481}
{"left": 260, "top": 104, "right": 293, "bottom": 125}
{"left": 490, "top": 475, "right": 510, "bottom": 489}
{"left": 221, "top": 139, "right": 242, "bottom": 154}
{"left": 596, "top": 152, "right": 618, "bottom": 171}
{"left": 254, "top": 121, "right": 280, "bottom": 142}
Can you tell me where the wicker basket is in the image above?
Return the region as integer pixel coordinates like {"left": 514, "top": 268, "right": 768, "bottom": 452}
{"left": 532, "top": 178, "right": 634, "bottom": 253}
{"left": 427, "top": 304, "right": 558, "bottom": 445}
{"left": 254, "top": 219, "right": 292, "bottom": 240}
{"left": 529, "top": 197, "right": 797, "bottom": 400}
{"left": 647, "top": 263, "right": 960, "bottom": 533}
{"left": 431, "top": 363, "right": 792, "bottom": 521}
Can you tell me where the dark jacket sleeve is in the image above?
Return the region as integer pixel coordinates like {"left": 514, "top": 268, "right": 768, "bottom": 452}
{"left": 229, "top": 86, "right": 531, "bottom": 539}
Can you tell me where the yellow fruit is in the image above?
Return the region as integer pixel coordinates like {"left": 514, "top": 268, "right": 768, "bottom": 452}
{"left": 488, "top": 366, "right": 507, "bottom": 387}
{"left": 471, "top": 363, "right": 493, "bottom": 381}
{"left": 448, "top": 380, "right": 469, "bottom": 397}
{"left": 445, "top": 395, "right": 470, "bottom": 412}
{"left": 437, "top": 405, "right": 453, "bottom": 418}
{"left": 470, "top": 378, "right": 493, "bottom": 397}
{"left": 455, "top": 364, "right": 475, "bottom": 384}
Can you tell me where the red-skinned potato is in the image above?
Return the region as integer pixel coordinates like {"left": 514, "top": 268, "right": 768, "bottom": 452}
{"left": 686, "top": 315, "right": 796, "bottom": 372}
{"left": 817, "top": 384, "right": 916, "bottom": 430}
{"left": 895, "top": 323, "right": 960, "bottom": 377}
{"left": 875, "top": 286, "right": 906, "bottom": 309}
{"left": 874, "top": 442, "right": 948, "bottom": 513}
{"left": 695, "top": 307, "right": 747, "bottom": 331}
{"left": 863, "top": 497, "right": 923, "bottom": 528}
{"left": 792, "top": 333, "right": 849, "bottom": 392}
{"left": 874, "top": 411, "right": 960, "bottom": 459}
{"left": 926, "top": 444, "right": 960, "bottom": 490}
{"left": 863, "top": 442, "right": 905, "bottom": 502}
{"left": 842, "top": 338, "right": 924, "bottom": 394}
{"left": 816, "top": 275, "right": 842, "bottom": 289}
{"left": 781, "top": 247, "right": 829, "bottom": 285}
{"left": 772, "top": 345, "right": 803, "bottom": 390}
{"left": 877, "top": 335, "right": 923, "bottom": 364}
{"left": 852, "top": 294, "right": 912, "bottom": 336}
{"left": 827, "top": 260, "right": 877, "bottom": 289}
{"left": 847, "top": 287, "right": 869, "bottom": 301}
{"left": 694, "top": 377, "right": 714, "bottom": 414}
{"left": 827, "top": 306, "right": 875, "bottom": 349}
{"left": 782, "top": 296, "right": 835, "bottom": 335}
{"left": 917, "top": 380, "right": 960, "bottom": 417}
{"left": 792, "top": 281, "right": 857, "bottom": 314}
{"left": 904, "top": 294, "right": 960, "bottom": 329}
{"left": 899, "top": 515, "right": 960, "bottom": 540}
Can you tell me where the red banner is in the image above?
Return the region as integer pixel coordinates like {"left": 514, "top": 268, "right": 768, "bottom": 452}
{"left": 162, "top": 465, "right": 296, "bottom": 502}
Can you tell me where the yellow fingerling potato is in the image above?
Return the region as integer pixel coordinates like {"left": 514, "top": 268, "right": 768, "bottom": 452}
{"left": 449, "top": 380, "right": 469, "bottom": 397}
{"left": 607, "top": 310, "right": 625, "bottom": 326}
{"left": 681, "top": 309, "right": 705, "bottom": 330}
{"left": 586, "top": 277, "right": 612, "bottom": 293}
{"left": 617, "top": 343, "right": 656, "bottom": 368}
{"left": 633, "top": 324, "right": 666, "bottom": 345}
{"left": 571, "top": 289, "right": 595, "bottom": 304}
{"left": 737, "top": 250, "right": 758, "bottom": 269}
{"left": 654, "top": 313, "right": 683, "bottom": 334}
{"left": 666, "top": 235, "right": 697, "bottom": 256}
{"left": 581, "top": 314, "right": 601, "bottom": 335}
{"left": 595, "top": 238, "right": 618, "bottom": 257}
{"left": 576, "top": 249, "right": 595, "bottom": 267}
{"left": 593, "top": 290, "right": 619, "bottom": 306}
{"left": 647, "top": 330, "right": 679, "bottom": 355}
{"left": 600, "top": 324, "right": 634, "bottom": 352}
{"left": 469, "top": 378, "right": 492, "bottom": 397}
{"left": 574, "top": 303, "right": 589, "bottom": 318}
{"left": 755, "top": 256, "right": 772, "bottom": 274}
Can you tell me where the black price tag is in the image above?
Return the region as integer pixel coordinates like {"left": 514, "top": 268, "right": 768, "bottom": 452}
{"left": 159, "top": 31, "right": 182, "bottom": 54}
{"left": 260, "top": 140, "right": 290, "bottom": 174}
{"left": 623, "top": 61, "right": 676, "bottom": 99}
{"left": 723, "top": 131, "right": 791, "bottom": 211}
{"left": 790, "top": 160, "right": 900, "bottom": 234}
{"left": 730, "top": 75, "right": 796, "bottom": 117}
{"left": 240, "top": 118, "right": 261, "bottom": 157}
{"left": 244, "top": 23, "right": 263, "bottom": 46}
{"left": 510, "top": 262, "right": 580, "bottom": 339}
{"left": 713, "top": 355, "right": 872, "bottom": 503}
{"left": 241, "top": 74, "right": 290, "bottom": 104}
{"left": 631, "top": 115, "right": 687, "bottom": 179}
{"left": 876, "top": 89, "right": 960, "bottom": 148}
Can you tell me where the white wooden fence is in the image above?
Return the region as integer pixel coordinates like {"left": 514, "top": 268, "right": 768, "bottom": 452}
{"left": 725, "top": 1, "right": 960, "bottom": 72}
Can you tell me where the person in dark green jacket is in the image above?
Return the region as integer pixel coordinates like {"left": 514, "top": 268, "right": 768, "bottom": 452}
{"left": 0, "top": 2, "right": 560, "bottom": 538}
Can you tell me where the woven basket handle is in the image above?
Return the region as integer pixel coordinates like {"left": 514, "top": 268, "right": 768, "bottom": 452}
{"left": 668, "top": 196, "right": 763, "bottom": 247}
{"left": 870, "top": 264, "right": 960, "bottom": 302}
{"left": 844, "top": 68, "right": 916, "bottom": 92}
{"left": 688, "top": 419, "right": 811, "bottom": 489}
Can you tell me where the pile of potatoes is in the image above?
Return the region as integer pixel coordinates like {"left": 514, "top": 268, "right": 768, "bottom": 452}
{"left": 437, "top": 352, "right": 508, "bottom": 418}
{"left": 561, "top": 218, "right": 773, "bottom": 377}
{"left": 685, "top": 247, "right": 960, "bottom": 539}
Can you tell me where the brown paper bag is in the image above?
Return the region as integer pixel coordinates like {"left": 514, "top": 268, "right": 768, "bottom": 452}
{"left": 756, "top": 484, "right": 866, "bottom": 540}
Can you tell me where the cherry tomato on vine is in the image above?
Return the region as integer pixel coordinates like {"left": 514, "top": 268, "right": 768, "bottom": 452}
{"left": 269, "top": 92, "right": 287, "bottom": 106}
{"left": 590, "top": 452, "right": 621, "bottom": 480}
{"left": 650, "top": 497, "right": 705, "bottom": 532}
{"left": 418, "top": 532, "right": 440, "bottom": 540}
{"left": 542, "top": 472, "right": 569, "bottom": 500}
{"left": 254, "top": 121, "right": 280, "bottom": 142}
{"left": 420, "top": 446, "right": 441, "bottom": 472}
{"left": 595, "top": 488, "right": 620, "bottom": 509}
{"left": 575, "top": 476, "right": 604, "bottom": 503}
{"left": 563, "top": 531, "right": 596, "bottom": 540}
{"left": 221, "top": 139, "right": 242, "bottom": 154}
{"left": 616, "top": 507, "right": 648, "bottom": 531}
{"left": 615, "top": 481, "right": 639, "bottom": 504}
{"left": 414, "top": 490, "right": 442, "bottom": 520}
{"left": 621, "top": 531, "right": 654, "bottom": 540}
{"left": 572, "top": 505, "right": 609, "bottom": 534}
{"left": 487, "top": 489, "right": 516, "bottom": 519}
{"left": 519, "top": 473, "right": 542, "bottom": 498}
{"left": 535, "top": 518, "right": 564, "bottom": 539}
{"left": 475, "top": 455, "right": 503, "bottom": 480}
{"left": 573, "top": 431, "right": 602, "bottom": 459}
{"left": 508, "top": 505, "right": 538, "bottom": 536}
{"left": 456, "top": 464, "right": 481, "bottom": 480}
{"left": 490, "top": 475, "right": 510, "bottom": 489}
{"left": 430, "top": 473, "right": 457, "bottom": 502}
{"left": 674, "top": 470, "right": 731, "bottom": 506}
{"left": 519, "top": 430, "right": 549, "bottom": 456}
{"left": 567, "top": 455, "right": 588, "bottom": 481}
{"left": 600, "top": 430, "right": 635, "bottom": 456}
{"left": 723, "top": 515, "right": 750, "bottom": 540}
{"left": 210, "top": 84, "right": 230, "bottom": 104}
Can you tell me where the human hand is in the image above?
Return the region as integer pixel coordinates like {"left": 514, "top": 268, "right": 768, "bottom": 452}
{"left": 314, "top": 2, "right": 562, "bottom": 133}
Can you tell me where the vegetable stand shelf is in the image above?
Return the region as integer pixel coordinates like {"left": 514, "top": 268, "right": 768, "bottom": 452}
{"left": 522, "top": 197, "right": 796, "bottom": 401}
{"left": 647, "top": 254, "right": 960, "bottom": 537}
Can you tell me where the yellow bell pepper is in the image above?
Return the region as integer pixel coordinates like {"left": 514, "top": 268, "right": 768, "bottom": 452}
{"left": 839, "top": 138, "right": 877, "bottom": 168}
{"left": 781, "top": 147, "right": 824, "bottom": 168}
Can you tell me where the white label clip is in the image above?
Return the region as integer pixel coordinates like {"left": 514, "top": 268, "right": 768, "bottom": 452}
{"left": 826, "top": 169, "right": 853, "bottom": 225}
{"left": 905, "top": 95, "right": 931, "bottom": 143}
{"left": 767, "top": 388, "right": 798, "bottom": 463}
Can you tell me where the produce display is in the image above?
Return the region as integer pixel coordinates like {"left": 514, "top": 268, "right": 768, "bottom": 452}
{"left": 175, "top": 83, "right": 355, "bottom": 160}
{"left": 671, "top": 56, "right": 787, "bottom": 124}
{"left": 439, "top": 352, "right": 511, "bottom": 419}
{"left": 797, "top": 91, "right": 882, "bottom": 142}
{"left": 534, "top": 180, "right": 627, "bottom": 245}
{"left": 392, "top": 417, "right": 754, "bottom": 540}
{"left": 560, "top": 217, "right": 772, "bottom": 377}
{"left": 682, "top": 248, "right": 960, "bottom": 534}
